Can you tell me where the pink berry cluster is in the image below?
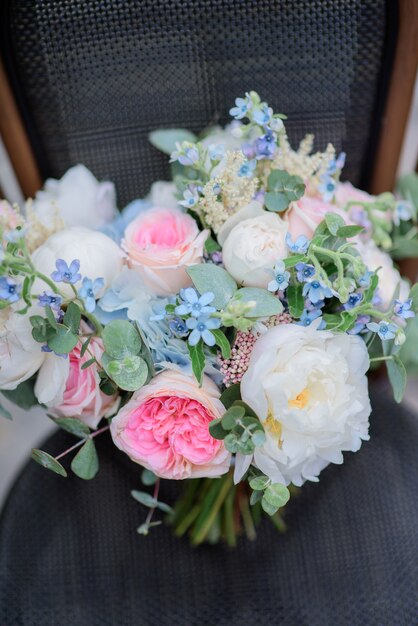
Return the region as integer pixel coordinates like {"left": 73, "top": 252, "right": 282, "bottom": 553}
{"left": 219, "top": 313, "right": 293, "bottom": 386}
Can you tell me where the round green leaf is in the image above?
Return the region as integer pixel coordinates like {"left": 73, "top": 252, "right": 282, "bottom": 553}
{"left": 264, "top": 483, "right": 290, "bottom": 509}
{"left": 71, "top": 439, "right": 99, "bottom": 480}
{"left": 102, "top": 320, "right": 142, "bottom": 359}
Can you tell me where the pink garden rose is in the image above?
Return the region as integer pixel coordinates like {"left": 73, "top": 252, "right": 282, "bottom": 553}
{"left": 110, "top": 369, "right": 231, "bottom": 479}
{"left": 122, "top": 206, "right": 208, "bottom": 296}
{"left": 285, "top": 196, "right": 348, "bottom": 239}
{"left": 35, "top": 334, "right": 119, "bottom": 429}
{"left": 334, "top": 182, "right": 373, "bottom": 209}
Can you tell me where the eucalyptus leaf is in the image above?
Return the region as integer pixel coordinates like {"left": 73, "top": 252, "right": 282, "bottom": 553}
{"left": 102, "top": 353, "right": 148, "bottom": 391}
{"left": 31, "top": 449, "right": 67, "bottom": 477}
{"left": 102, "top": 320, "right": 142, "bottom": 359}
{"left": 63, "top": 302, "right": 81, "bottom": 334}
{"left": 53, "top": 417, "right": 90, "bottom": 438}
{"left": 131, "top": 490, "right": 158, "bottom": 508}
{"left": 219, "top": 383, "right": 241, "bottom": 408}
{"left": 265, "top": 169, "right": 305, "bottom": 212}
{"left": 249, "top": 476, "right": 271, "bottom": 491}
{"left": 263, "top": 483, "right": 290, "bottom": 509}
{"left": 235, "top": 287, "right": 283, "bottom": 317}
{"left": 47, "top": 325, "right": 78, "bottom": 354}
{"left": 209, "top": 418, "right": 227, "bottom": 440}
{"left": 186, "top": 264, "right": 237, "bottom": 309}
{"left": 149, "top": 128, "right": 197, "bottom": 155}
{"left": 221, "top": 405, "right": 246, "bottom": 430}
{"left": 71, "top": 439, "right": 99, "bottom": 480}
{"left": 386, "top": 355, "right": 407, "bottom": 403}
{"left": 44, "top": 305, "right": 58, "bottom": 330}
{"left": 141, "top": 469, "right": 158, "bottom": 486}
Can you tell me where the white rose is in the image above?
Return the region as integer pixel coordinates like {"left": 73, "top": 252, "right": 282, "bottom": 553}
{"left": 32, "top": 164, "right": 117, "bottom": 229}
{"left": 32, "top": 227, "right": 124, "bottom": 298}
{"left": 149, "top": 181, "right": 178, "bottom": 210}
{"left": 240, "top": 322, "right": 371, "bottom": 486}
{"left": 0, "top": 308, "right": 45, "bottom": 390}
{"left": 222, "top": 211, "right": 288, "bottom": 288}
{"left": 356, "top": 239, "right": 409, "bottom": 309}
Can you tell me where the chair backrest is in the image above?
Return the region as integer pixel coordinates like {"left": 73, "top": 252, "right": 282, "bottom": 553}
{"left": 1, "top": 0, "right": 400, "bottom": 206}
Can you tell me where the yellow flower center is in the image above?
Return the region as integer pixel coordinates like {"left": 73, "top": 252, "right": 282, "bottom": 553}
{"left": 288, "top": 388, "right": 310, "bottom": 410}
{"left": 265, "top": 413, "right": 283, "bottom": 446}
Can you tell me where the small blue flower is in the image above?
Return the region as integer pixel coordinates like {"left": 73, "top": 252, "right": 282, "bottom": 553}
{"left": 343, "top": 292, "right": 363, "bottom": 310}
{"left": 41, "top": 345, "right": 68, "bottom": 359}
{"left": 319, "top": 175, "right": 336, "bottom": 202}
{"left": 168, "top": 317, "right": 189, "bottom": 338}
{"left": 208, "top": 144, "right": 225, "bottom": 161}
{"left": 305, "top": 298, "right": 325, "bottom": 311}
{"left": 175, "top": 288, "right": 216, "bottom": 318}
{"left": 303, "top": 279, "right": 333, "bottom": 304}
{"left": 78, "top": 277, "right": 104, "bottom": 313}
{"left": 38, "top": 291, "right": 63, "bottom": 311}
{"left": 295, "top": 263, "right": 316, "bottom": 283}
{"left": 348, "top": 315, "right": 370, "bottom": 335}
{"left": 0, "top": 277, "right": 21, "bottom": 303}
{"left": 326, "top": 152, "right": 346, "bottom": 175}
{"left": 255, "top": 131, "right": 276, "bottom": 159}
{"left": 179, "top": 188, "right": 199, "bottom": 209}
{"left": 268, "top": 261, "right": 290, "bottom": 292}
{"left": 242, "top": 142, "right": 256, "bottom": 159}
{"left": 238, "top": 159, "right": 257, "bottom": 178}
{"left": 393, "top": 299, "right": 415, "bottom": 320}
{"left": 229, "top": 96, "right": 252, "bottom": 120}
{"left": 187, "top": 314, "right": 221, "bottom": 346}
{"left": 51, "top": 259, "right": 82, "bottom": 284}
{"left": 170, "top": 143, "right": 200, "bottom": 166}
{"left": 285, "top": 232, "right": 310, "bottom": 254}
{"left": 209, "top": 251, "right": 223, "bottom": 266}
{"left": 394, "top": 201, "right": 415, "bottom": 225}
{"left": 358, "top": 271, "right": 373, "bottom": 288}
{"left": 252, "top": 104, "right": 273, "bottom": 126}
{"left": 367, "top": 320, "right": 398, "bottom": 340}
{"left": 296, "top": 309, "right": 326, "bottom": 329}
{"left": 5, "top": 227, "right": 26, "bottom": 243}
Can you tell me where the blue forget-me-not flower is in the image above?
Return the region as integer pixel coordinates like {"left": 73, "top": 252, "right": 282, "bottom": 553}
{"left": 78, "top": 277, "right": 105, "bottom": 313}
{"left": 175, "top": 288, "right": 216, "bottom": 318}
{"left": 51, "top": 259, "right": 82, "bottom": 284}
{"left": 187, "top": 314, "right": 221, "bottom": 346}
{"left": 0, "top": 277, "right": 21, "bottom": 303}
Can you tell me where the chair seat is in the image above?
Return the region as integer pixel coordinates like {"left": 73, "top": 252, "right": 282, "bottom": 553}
{"left": 0, "top": 380, "right": 417, "bottom": 626}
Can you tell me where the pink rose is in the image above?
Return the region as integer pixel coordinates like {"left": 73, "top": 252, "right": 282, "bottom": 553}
{"left": 122, "top": 207, "right": 208, "bottom": 296}
{"left": 110, "top": 369, "right": 231, "bottom": 479}
{"left": 43, "top": 336, "right": 119, "bottom": 429}
{"left": 334, "top": 182, "right": 373, "bottom": 209}
{"left": 285, "top": 196, "right": 348, "bottom": 239}
{"left": 335, "top": 183, "right": 391, "bottom": 236}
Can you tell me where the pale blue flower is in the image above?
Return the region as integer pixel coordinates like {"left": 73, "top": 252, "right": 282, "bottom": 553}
{"left": 285, "top": 233, "right": 310, "bottom": 254}
{"left": 303, "top": 279, "right": 333, "bottom": 304}
{"left": 252, "top": 104, "right": 273, "bottom": 126}
{"left": 229, "top": 96, "right": 251, "bottom": 120}
{"left": 168, "top": 317, "right": 189, "bottom": 338}
{"left": 41, "top": 345, "right": 67, "bottom": 359}
{"left": 0, "top": 277, "right": 21, "bottom": 303}
{"left": 326, "top": 152, "right": 346, "bottom": 175}
{"left": 187, "top": 314, "right": 221, "bottom": 346}
{"left": 348, "top": 315, "right": 370, "bottom": 335}
{"left": 268, "top": 261, "right": 290, "bottom": 292}
{"left": 238, "top": 160, "right": 256, "bottom": 178}
{"left": 170, "top": 143, "right": 200, "bottom": 166}
{"left": 78, "top": 277, "right": 104, "bottom": 313}
{"left": 255, "top": 131, "right": 276, "bottom": 159}
{"left": 393, "top": 299, "right": 415, "bottom": 320}
{"left": 179, "top": 188, "right": 199, "bottom": 209}
{"left": 38, "top": 292, "right": 62, "bottom": 311}
{"left": 175, "top": 288, "right": 216, "bottom": 318}
{"left": 367, "top": 320, "right": 398, "bottom": 340}
{"left": 343, "top": 292, "right": 363, "bottom": 310}
{"left": 5, "top": 227, "right": 26, "bottom": 243}
{"left": 51, "top": 259, "right": 81, "bottom": 284}
{"left": 394, "top": 201, "right": 415, "bottom": 225}
{"left": 358, "top": 271, "right": 373, "bottom": 288}
{"left": 295, "top": 262, "right": 316, "bottom": 283}
{"left": 319, "top": 175, "right": 336, "bottom": 202}
{"left": 208, "top": 144, "right": 225, "bottom": 161}
{"left": 296, "top": 309, "right": 326, "bottom": 329}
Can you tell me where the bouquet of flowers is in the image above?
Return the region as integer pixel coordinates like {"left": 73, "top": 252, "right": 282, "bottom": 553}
{"left": 1, "top": 92, "right": 417, "bottom": 546}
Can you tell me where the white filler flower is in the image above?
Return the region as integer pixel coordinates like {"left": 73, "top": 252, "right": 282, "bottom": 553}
{"left": 240, "top": 321, "right": 371, "bottom": 486}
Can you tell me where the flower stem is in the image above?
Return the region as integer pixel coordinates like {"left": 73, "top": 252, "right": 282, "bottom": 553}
{"left": 54, "top": 424, "right": 110, "bottom": 461}
{"left": 370, "top": 355, "right": 393, "bottom": 363}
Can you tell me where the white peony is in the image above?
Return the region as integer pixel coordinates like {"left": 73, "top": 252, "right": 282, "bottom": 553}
{"left": 239, "top": 321, "right": 371, "bottom": 487}
{"left": 31, "top": 164, "right": 117, "bottom": 229}
{"left": 356, "top": 239, "right": 409, "bottom": 309}
{"left": 0, "top": 307, "right": 45, "bottom": 390}
{"left": 222, "top": 211, "right": 288, "bottom": 288}
{"left": 32, "top": 227, "right": 124, "bottom": 298}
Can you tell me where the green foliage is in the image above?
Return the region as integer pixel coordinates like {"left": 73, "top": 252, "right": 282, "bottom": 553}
{"left": 204, "top": 236, "right": 221, "bottom": 254}
{"left": 209, "top": 400, "right": 265, "bottom": 454}
{"left": 71, "top": 439, "right": 99, "bottom": 480}
{"left": 141, "top": 469, "right": 158, "bottom": 486}
{"left": 31, "top": 449, "right": 67, "bottom": 477}
{"left": 287, "top": 284, "right": 304, "bottom": 318}
{"left": 235, "top": 287, "right": 283, "bottom": 317}
{"left": 53, "top": 417, "right": 91, "bottom": 438}
{"left": 211, "top": 329, "right": 231, "bottom": 359}
{"left": 386, "top": 355, "right": 407, "bottom": 404}
{"left": 102, "top": 353, "right": 148, "bottom": 392}
{"left": 187, "top": 263, "right": 237, "bottom": 309}
{"left": 131, "top": 490, "right": 173, "bottom": 514}
{"left": 396, "top": 172, "right": 418, "bottom": 210}
{"left": 187, "top": 340, "right": 205, "bottom": 384}
{"left": 29, "top": 304, "right": 80, "bottom": 356}
{"left": 149, "top": 128, "right": 197, "bottom": 155}
{"left": 1, "top": 378, "right": 37, "bottom": 410}
{"left": 261, "top": 484, "right": 290, "bottom": 515}
{"left": 102, "top": 320, "right": 142, "bottom": 359}
{"left": 325, "top": 212, "right": 345, "bottom": 235}
{"left": 0, "top": 402, "right": 12, "bottom": 420}
{"left": 47, "top": 324, "right": 79, "bottom": 354}
{"left": 219, "top": 383, "right": 241, "bottom": 408}
{"left": 390, "top": 238, "right": 418, "bottom": 259}
{"left": 336, "top": 225, "right": 364, "bottom": 238}
{"left": 265, "top": 169, "right": 305, "bottom": 212}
